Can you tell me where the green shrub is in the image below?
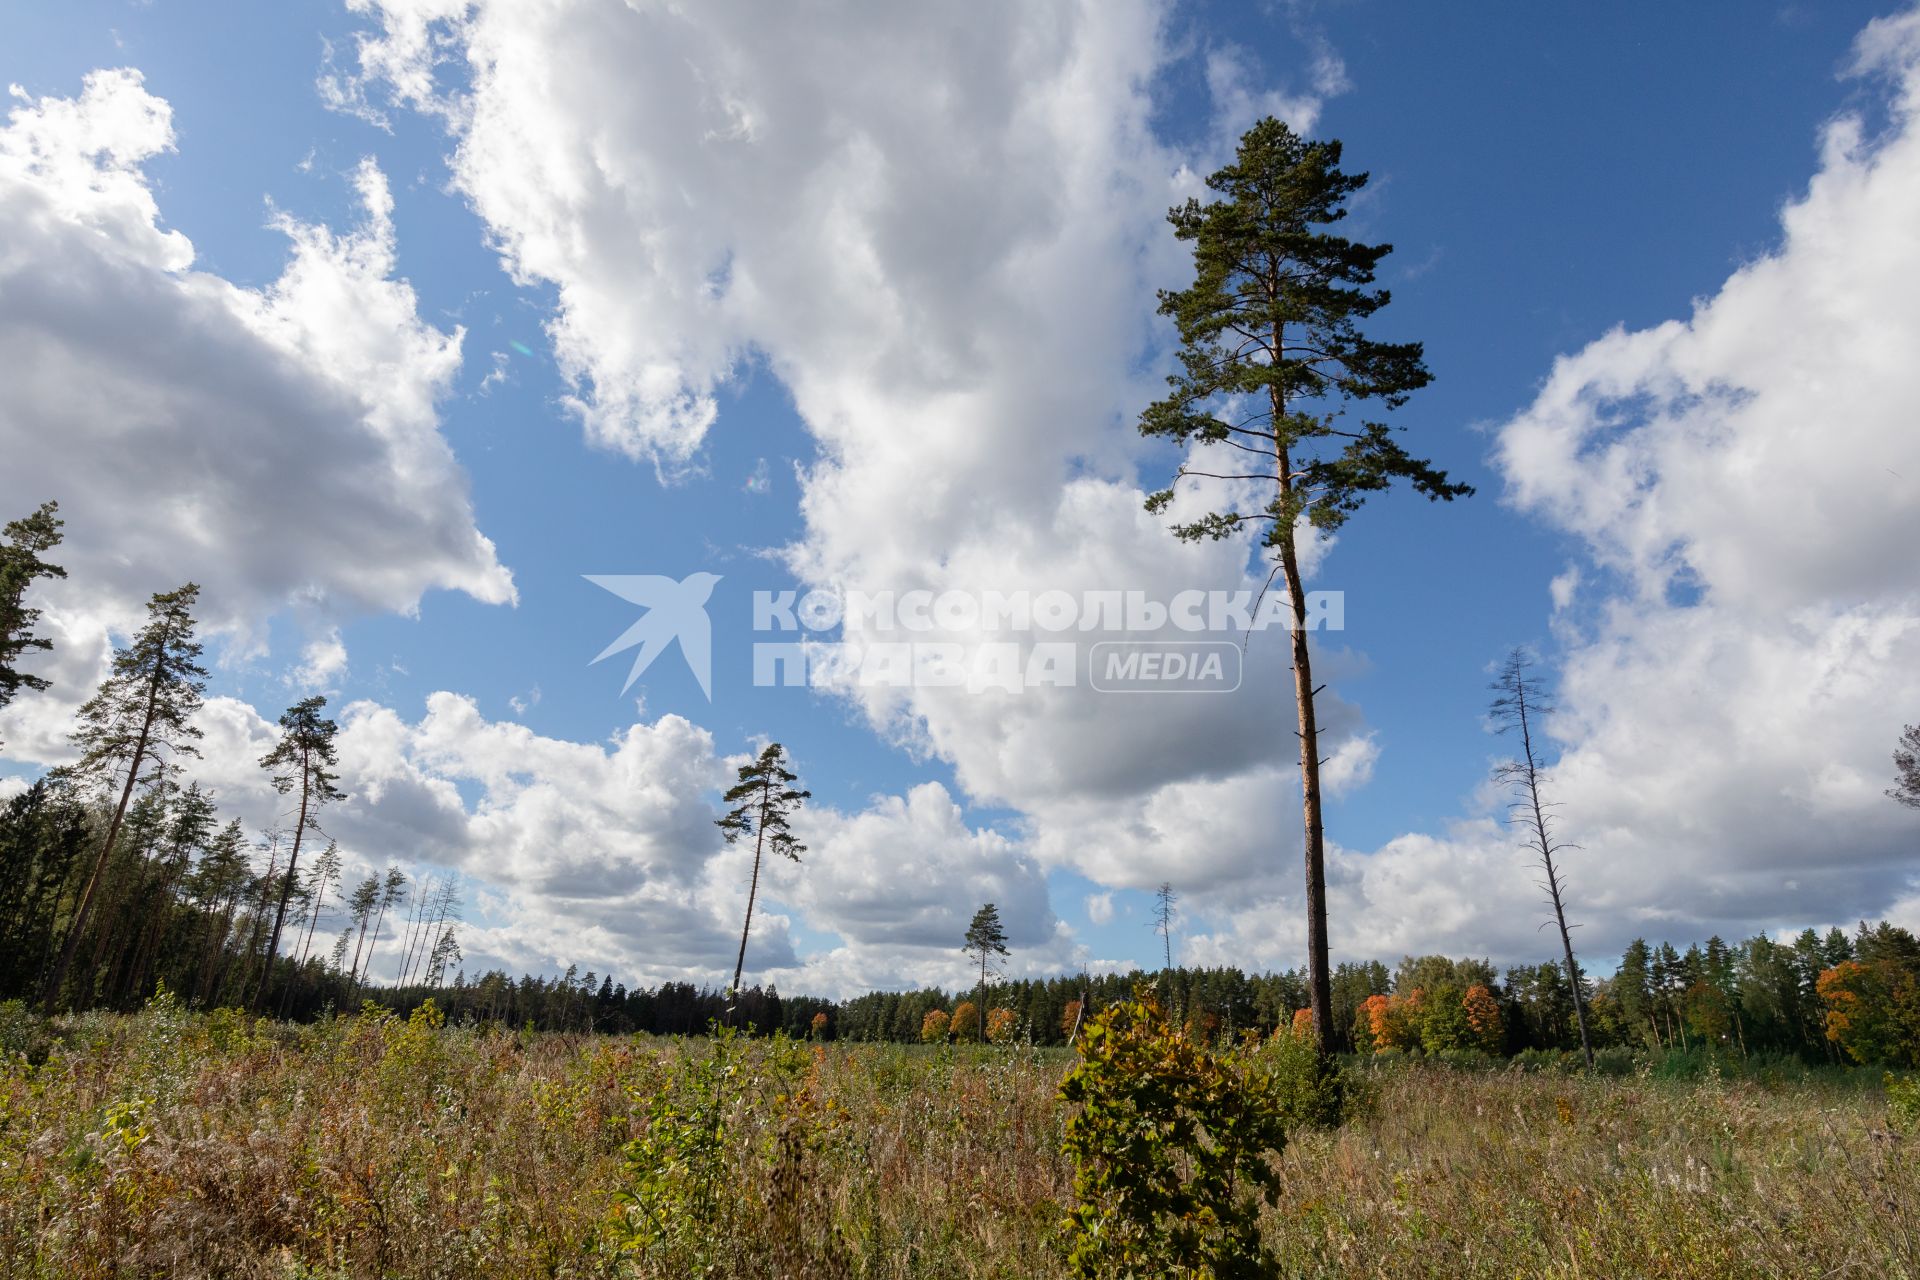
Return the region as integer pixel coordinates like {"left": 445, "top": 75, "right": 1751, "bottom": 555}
{"left": 1058, "top": 986, "right": 1291, "bottom": 1278}
{"left": 1265, "top": 1024, "right": 1360, "bottom": 1128}
{"left": 1592, "top": 1046, "right": 1637, "bottom": 1077}
{"left": 615, "top": 1028, "right": 741, "bottom": 1270}
{"left": 1887, "top": 1073, "right": 1920, "bottom": 1135}
{"left": 0, "top": 999, "right": 54, "bottom": 1065}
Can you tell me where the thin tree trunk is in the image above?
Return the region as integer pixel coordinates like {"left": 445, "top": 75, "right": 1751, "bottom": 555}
{"left": 42, "top": 671, "right": 161, "bottom": 1013}
{"left": 359, "top": 894, "right": 394, "bottom": 990}
{"left": 1512, "top": 678, "right": 1595, "bottom": 1069}
{"left": 728, "top": 776, "right": 771, "bottom": 1023}
{"left": 347, "top": 911, "right": 372, "bottom": 998}
{"left": 252, "top": 757, "right": 312, "bottom": 1012}
{"left": 396, "top": 880, "right": 428, "bottom": 987}
{"left": 294, "top": 857, "right": 336, "bottom": 971}
{"left": 979, "top": 951, "right": 989, "bottom": 1044}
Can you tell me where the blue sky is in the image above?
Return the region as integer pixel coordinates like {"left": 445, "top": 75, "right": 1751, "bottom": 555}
{"left": 4, "top": 1, "right": 1918, "bottom": 994}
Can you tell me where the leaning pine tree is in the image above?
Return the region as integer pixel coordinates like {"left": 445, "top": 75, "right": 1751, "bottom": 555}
{"left": 1140, "top": 118, "right": 1470, "bottom": 1054}
{"left": 716, "top": 743, "right": 809, "bottom": 1021}
{"left": 43, "top": 583, "right": 207, "bottom": 1012}
{"left": 1490, "top": 647, "right": 1593, "bottom": 1069}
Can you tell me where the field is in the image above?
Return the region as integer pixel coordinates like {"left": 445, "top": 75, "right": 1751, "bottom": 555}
{"left": 0, "top": 1001, "right": 1914, "bottom": 1279}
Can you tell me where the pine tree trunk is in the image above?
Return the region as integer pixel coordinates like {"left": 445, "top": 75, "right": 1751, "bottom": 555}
{"left": 1281, "top": 528, "right": 1334, "bottom": 1057}
{"left": 1271, "top": 305, "right": 1335, "bottom": 1060}
{"left": 253, "top": 758, "right": 312, "bottom": 1012}
{"left": 728, "top": 777, "right": 771, "bottom": 1023}
{"left": 42, "top": 672, "right": 161, "bottom": 1013}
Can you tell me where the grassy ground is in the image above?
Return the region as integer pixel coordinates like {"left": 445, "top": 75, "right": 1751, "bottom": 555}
{"left": 0, "top": 1000, "right": 1912, "bottom": 1278}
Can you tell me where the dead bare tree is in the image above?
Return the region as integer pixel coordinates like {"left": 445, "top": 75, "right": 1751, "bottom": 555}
{"left": 1151, "top": 882, "right": 1177, "bottom": 970}
{"left": 1490, "top": 647, "right": 1593, "bottom": 1070}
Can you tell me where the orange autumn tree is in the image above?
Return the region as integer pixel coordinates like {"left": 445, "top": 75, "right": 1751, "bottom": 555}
{"left": 1462, "top": 984, "right": 1505, "bottom": 1054}
{"left": 986, "top": 1008, "right": 1017, "bottom": 1044}
{"left": 1289, "top": 1007, "right": 1314, "bottom": 1040}
{"left": 1061, "top": 999, "right": 1084, "bottom": 1041}
{"left": 920, "top": 1009, "right": 951, "bottom": 1043}
{"left": 1818, "top": 960, "right": 1920, "bottom": 1066}
{"left": 809, "top": 1011, "right": 830, "bottom": 1040}
{"left": 1359, "top": 992, "right": 1421, "bottom": 1052}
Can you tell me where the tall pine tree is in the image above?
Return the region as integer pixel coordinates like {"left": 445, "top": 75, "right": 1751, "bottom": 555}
{"left": 1139, "top": 119, "right": 1469, "bottom": 1053}
{"left": 44, "top": 583, "right": 206, "bottom": 1011}
{"left": 716, "top": 743, "right": 809, "bottom": 1019}
{"left": 252, "top": 696, "right": 346, "bottom": 1010}
{"left": 963, "top": 903, "right": 1010, "bottom": 1043}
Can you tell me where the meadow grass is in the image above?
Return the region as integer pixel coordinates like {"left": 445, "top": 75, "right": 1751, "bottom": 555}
{"left": 0, "top": 1000, "right": 1911, "bottom": 1278}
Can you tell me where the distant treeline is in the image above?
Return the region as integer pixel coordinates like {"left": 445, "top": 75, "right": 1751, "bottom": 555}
{"left": 6, "top": 764, "right": 1918, "bottom": 1066}
{"left": 816, "top": 921, "right": 1916, "bottom": 1065}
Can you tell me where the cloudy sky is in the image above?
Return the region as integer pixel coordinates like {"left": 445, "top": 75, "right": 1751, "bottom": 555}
{"left": 3, "top": 0, "right": 1917, "bottom": 997}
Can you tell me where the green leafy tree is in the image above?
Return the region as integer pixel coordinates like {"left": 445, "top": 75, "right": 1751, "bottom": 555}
{"left": 1139, "top": 118, "right": 1469, "bottom": 1054}
{"left": 252, "top": 696, "right": 346, "bottom": 1010}
{"left": 0, "top": 501, "right": 66, "bottom": 746}
{"left": 44, "top": 584, "right": 205, "bottom": 1011}
{"left": 716, "top": 743, "right": 809, "bottom": 1017}
{"left": 1490, "top": 647, "right": 1594, "bottom": 1068}
{"left": 963, "top": 902, "right": 1010, "bottom": 1043}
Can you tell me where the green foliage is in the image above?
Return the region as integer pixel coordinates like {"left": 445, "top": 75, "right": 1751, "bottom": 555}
{"left": 1058, "top": 987, "right": 1291, "bottom": 1278}
{"left": 1416, "top": 982, "right": 1473, "bottom": 1053}
{"left": 0, "top": 500, "right": 66, "bottom": 739}
{"left": 1261, "top": 1021, "right": 1357, "bottom": 1129}
{"left": 615, "top": 1026, "right": 742, "bottom": 1270}
{"left": 1139, "top": 117, "right": 1468, "bottom": 543}
{"left": 1886, "top": 1073, "right": 1920, "bottom": 1135}
{"left": 0, "top": 999, "right": 53, "bottom": 1065}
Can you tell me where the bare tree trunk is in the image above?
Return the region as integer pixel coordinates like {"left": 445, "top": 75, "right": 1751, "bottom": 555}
{"left": 1511, "top": 677, "right": 1594, "bottom": 1070}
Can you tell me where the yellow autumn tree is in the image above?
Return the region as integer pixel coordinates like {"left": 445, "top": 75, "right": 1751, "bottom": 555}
{"left": 950, "top": 1001, "right": 981, "bottom": 1041}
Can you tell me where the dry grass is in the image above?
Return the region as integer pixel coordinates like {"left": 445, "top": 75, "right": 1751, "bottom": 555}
{"left": 0, "top": 1001, "right": 1911, "bottom": 1278}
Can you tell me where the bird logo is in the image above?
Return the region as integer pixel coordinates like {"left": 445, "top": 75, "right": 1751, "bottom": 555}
{"left": 585, "top": 572, "right": 722, "bottom": 700}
